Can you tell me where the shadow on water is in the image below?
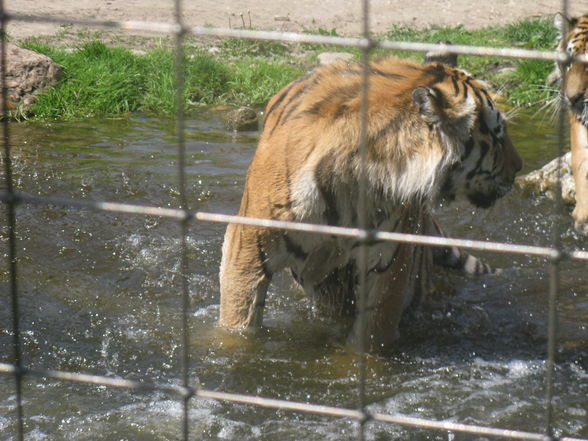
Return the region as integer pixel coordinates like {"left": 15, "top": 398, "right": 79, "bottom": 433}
{"left": 0, "top": 110, "right": 587, "bottom": 440}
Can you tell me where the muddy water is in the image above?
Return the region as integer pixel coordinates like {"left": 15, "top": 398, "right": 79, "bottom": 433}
{"left": 0, "top": 112, "right": 587, "bottom": 440}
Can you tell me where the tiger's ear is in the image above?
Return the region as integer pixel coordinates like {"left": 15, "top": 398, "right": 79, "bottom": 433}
{"left": 412, "top": 86, "right": 441, "bottom": 124}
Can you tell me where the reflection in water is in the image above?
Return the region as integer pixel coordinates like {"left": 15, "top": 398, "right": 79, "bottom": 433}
{"left": 1, "top": 112, "right": 587, "bottom": 440}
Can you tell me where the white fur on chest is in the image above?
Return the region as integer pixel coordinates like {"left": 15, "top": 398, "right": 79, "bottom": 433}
{"left": 281, "top": 167, "right": 402, "bottom": 288}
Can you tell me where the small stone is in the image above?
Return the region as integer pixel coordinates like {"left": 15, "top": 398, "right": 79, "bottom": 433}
{"left": 223, "top": 107, "right": 259, "bottom": 132}
{"left": 317, "top": 52, "right": 354, "bottom": 66}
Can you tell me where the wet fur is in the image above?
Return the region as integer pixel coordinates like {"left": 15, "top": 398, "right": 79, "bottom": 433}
{"left": 219, "top": 57, "right": 522, "bottom": 351}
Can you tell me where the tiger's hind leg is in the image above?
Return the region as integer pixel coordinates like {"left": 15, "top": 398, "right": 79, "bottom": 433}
{"left": 347, "top": 240, "right": 423, "bottom": 353}
{"left": 219, "top": 222, "right": 272, "bottom": 329}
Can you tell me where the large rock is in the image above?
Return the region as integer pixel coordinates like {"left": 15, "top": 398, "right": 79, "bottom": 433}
{"left": 515, "top": 152, "right": 576, "bottom": 204}
{"left": 1, "top": 43, "right": 61, "bottom": 117}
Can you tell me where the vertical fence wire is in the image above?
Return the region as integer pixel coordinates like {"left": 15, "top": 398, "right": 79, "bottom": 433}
{"left": 172, "top": 0, "right": 192, "bottom": 440}
{"left": 0, "top": 1, "right": 24, "bottom": 440}
{"left": 546, "top": 0, "right": 569, "bottom": 437}
{"left": 356, "top": 0, "right": 372, "bottom": 439}
{"left": 0, "top": 0, "right": 586, "bottom": 439}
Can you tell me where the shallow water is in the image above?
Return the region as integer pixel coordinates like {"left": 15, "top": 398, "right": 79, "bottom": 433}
{"left": 1, "top": 111, "right": 587, "bottom": 440}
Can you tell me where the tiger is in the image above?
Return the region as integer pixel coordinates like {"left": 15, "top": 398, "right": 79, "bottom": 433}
{"left": 219, "top": 56, "right": 522, "bottom": 352}
{"left": 554, "top": 13, "right": 588, "bottom": 235}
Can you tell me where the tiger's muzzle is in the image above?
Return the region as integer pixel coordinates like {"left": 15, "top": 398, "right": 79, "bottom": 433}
{"left": 565, "top": 92, "right": 588, "bottom": 126}
{"left": 563, "top": 61, "right": 588, "bottom": 127}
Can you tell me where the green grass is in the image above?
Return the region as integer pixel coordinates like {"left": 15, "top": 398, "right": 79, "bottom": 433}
{"left": 17, "top": 16, "right": 560, "bottom": 121}
{"left": 219, "top": 38, "right": 290, "bottom": 58}
{"left": 20, "top": 41, "right": 236, "bottom": 119}
{"left": 306, "top": 17, "right": 558, "bottom": 107}
{"left": 139, "top": 48, "right": 231, "bottom": 113}
{"left": 226, "top": 59, "right": 304, "bottom": 106}
{"left": 19, "top": 40, "right": 299, "bottom": 120}
{"left": 382, "top": 17, "right": 559, "bottom": 107}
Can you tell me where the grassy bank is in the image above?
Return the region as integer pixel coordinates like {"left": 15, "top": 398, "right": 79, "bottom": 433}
{"left": 20, "top": 40, "right": 304, "bottom": 119}
{"left": 19, "top": 16, "right": 558, "bottom": 121}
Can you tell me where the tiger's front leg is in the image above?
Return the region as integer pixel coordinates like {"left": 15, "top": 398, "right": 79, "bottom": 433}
{"left": 219, "top": 221, "right": 272, "bottom": 328}
{"left": 570, "top": 116, "right": 588, "bottom": 234}
{"left": 348, "top": 240, "right": 432, "bottom": 352}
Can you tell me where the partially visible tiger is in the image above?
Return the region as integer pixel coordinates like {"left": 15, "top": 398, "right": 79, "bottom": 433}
{"left": 219, "top": 56, "right": 522, "bottom": 352}
{"left": 554, "top": 13, "right": 588, "bottom": 234}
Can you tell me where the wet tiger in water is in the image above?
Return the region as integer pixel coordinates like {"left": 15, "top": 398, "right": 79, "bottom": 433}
{"left": 219, "top": 56, "right": 522, "bottom": 352}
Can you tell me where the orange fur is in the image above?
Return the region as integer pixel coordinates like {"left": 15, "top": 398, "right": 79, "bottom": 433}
{"left": 555, "top": 13, "right": 588, "bottom": 234}
{"left": 219, "top": 57, "right": 521, "bottom": 351}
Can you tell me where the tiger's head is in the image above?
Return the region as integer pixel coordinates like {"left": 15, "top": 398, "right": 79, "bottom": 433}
{"left": 555, "top": 13, "right": 588, "bottom": 125}
{"left": 412, "top": 65, "right": 522, "bottom": 208}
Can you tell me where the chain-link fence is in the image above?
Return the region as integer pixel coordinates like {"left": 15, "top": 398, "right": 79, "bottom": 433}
{"left": 1, "top": 0, "right": 588, "bottom": 440}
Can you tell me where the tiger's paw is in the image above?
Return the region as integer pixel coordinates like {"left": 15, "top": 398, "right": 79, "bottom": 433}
{"left": 572, "top": 206, "right": 588, "bottom": 235}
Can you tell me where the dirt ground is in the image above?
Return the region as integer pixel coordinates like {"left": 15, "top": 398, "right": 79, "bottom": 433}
{"left": 6, "top": 0, "right": 588, "bottom": 43}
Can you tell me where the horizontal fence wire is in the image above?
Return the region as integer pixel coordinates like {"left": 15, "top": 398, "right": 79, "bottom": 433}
{"left": 2, "top": 191, "right": 588, "bottom": 262}
{"left": 0, "top": 362, "right": 193, "bottom": 398}
{"left": 3, "top": 359, "right": 588, "bottom": 441}
{"left": 1, "top": 2, "right": 588, "bottom": 441}
{"left": 3, "top": 11, "right": 588, "bottom": 62}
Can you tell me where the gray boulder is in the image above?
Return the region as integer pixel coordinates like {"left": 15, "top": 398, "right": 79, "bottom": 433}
{"left": 1, "top": 43, "right": 61, "bottom": 117}
{"left": 515, "top": 152, "right": 576, "bottom": 204}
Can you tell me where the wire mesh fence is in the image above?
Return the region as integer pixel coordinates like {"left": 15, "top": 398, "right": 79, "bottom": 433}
{"left": 1, "top": 0, "right": 588, "bottom": 440}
